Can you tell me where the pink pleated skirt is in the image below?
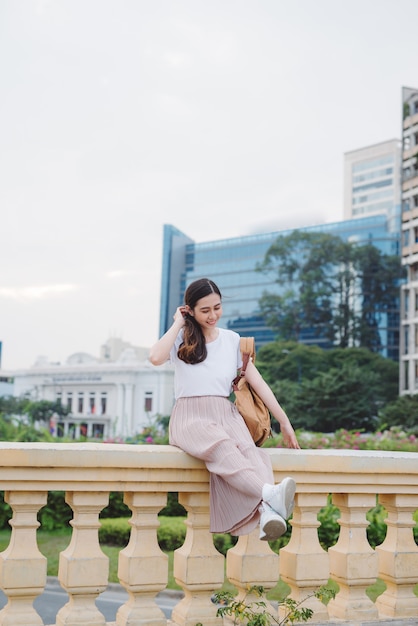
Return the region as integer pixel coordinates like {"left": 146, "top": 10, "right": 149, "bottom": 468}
{"left": 169, "top": 396, "right": 274, "bottom": 535}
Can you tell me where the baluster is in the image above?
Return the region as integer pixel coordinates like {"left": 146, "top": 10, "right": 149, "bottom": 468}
{"left": 116, "top": 492, "right": 169, "bottom": 626}
{"left": 56, "top": 491, "right": 109, "bottom": 626}
{"left": 376, "top": 493, "right": 418, "bottom": 618}
{"left": 0, "top": 491, "right": 47, "bottom": 626}
{"left": 279, "top": 491, "right": 329, "bottom": 623}
{"left": 226, "top": 528, "right": 279, "bottom": 619}
{"left": 327, "top": 493, "right": 378, "bottom": 621}
{"left": 171, "top": 492, "right": 224, "bottom": 626}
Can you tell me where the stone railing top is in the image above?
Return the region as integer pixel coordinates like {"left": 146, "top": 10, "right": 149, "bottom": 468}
{"left": 0, "top": 442, "right": 417, "bottom": 494}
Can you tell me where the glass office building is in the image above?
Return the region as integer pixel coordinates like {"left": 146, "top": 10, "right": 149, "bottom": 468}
{"left": 159, "top": 215, "right": 400, "bottom": 360}
{"left": 343, "top": 139, "right": 402, "bottom": 235}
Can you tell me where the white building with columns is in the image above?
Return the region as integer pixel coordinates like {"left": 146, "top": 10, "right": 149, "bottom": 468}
{"left": 7, "top": 338, "right": 174, "bottom": 440}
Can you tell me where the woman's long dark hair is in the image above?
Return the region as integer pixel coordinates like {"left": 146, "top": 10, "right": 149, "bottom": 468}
{"left": 177, "top": 278, "right": 221, "bottom": 364}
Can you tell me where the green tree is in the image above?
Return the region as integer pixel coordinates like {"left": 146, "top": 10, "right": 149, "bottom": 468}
{"left": 299, "top": 363, "right": 380, "bottom": 431}
{"left": 0, "top": 395, "right": 28, "bottom": 417}
{"left": 257, "top": 341, "right": 328, "bottom": 385}
{"left": 257, "top": 231, "right": 347, "bottom": 344}
{"left": 0, "top": 396, "right": 35, "bottom": 441}
{"left": 378, "top": 394, "right": 418, "bottom": 433}
{"left": 257, "top": 231, "right": 403, "bottom": 353}
{"left": 23, "top": 399, "right": 69, "bottom": 425}
{"left": 353, "top": 244, "right": 404, "bottom": 352}
{"left": 0, "top": 414, "right": 19, "bottom": 440}
{"left": 326, "top": 347, "right": 398, "bottom": 404}
{"left": 0, "top": 397, "right": 69, "bottom": 442}
{"left": 257, "top": 342, "right": 398, "bottom": 433}
{"left": 272, "top": 363, "right": 380, "bottom": 432}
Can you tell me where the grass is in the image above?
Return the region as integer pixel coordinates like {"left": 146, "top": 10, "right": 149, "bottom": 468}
{"left": 0, "top": 527, "right": 388, "bottom": 603}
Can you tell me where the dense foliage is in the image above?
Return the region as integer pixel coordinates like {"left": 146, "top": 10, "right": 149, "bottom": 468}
{"left": 265, "top": 427, "right": 418, "bottom": 453}
{"left": 0, "top": 396, "right": 68, "bottom": 441}
{"left": 213, "top": 585, "right": 336, "bottom": 625}
{"left": 256, "top": 230, "right": 404, "bottom": 352}
{"left": 257, "top": 342, "right": 401, "bottom": 433}
{"left": 98, "top": 516, "right": 237, "bottom": 555}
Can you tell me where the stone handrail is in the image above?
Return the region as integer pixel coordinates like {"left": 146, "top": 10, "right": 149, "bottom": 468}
{"left": 0, "top": 442, "right": 417, "bottom": 625}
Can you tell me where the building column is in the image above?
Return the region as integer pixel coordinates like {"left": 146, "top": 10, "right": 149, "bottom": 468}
{"left": 95, "top": 391, "right": 101, "bottom": 416}
{"left": 116, "top": 383, "right": 124, "bottom": 438}
{"left": 124, "top": 383, "right": 134, "bottom": 436}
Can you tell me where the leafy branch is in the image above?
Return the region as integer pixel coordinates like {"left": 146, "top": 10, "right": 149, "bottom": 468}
{"left": 207, "top": 585, "right": 336, "bottom": 625}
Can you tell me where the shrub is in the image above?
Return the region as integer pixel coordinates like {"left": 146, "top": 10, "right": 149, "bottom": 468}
{"left": 213, "top": 532, "right": 238, "bottom": 555}
{"left": 213, "top": 584, "right": 336, "bottom": 625}
{"left": 266, "top": 427, "right": 418, "bottom": 453}
{"left": 159, "top": 492, "right": 187, "bottom": 517}
{"left": 155, "top": 517, "right": 187, "bottom": 551}
{"left": 0, "top": 493, "right": 11, "bottom": 530}
{"left": 99, "top": 516, "right": 187, "bottom": 551}
{"left": 99, "top": 517, "right": 130, "bottom": 546}
{"left": 100, "top": 492, "right": 130, "bottom": 519}
{"left": 1, "top": 491, "right": 73, "bottom": 531}
{"left": 317, "top": 501, "right": 340, "bottom": 549}
{"left": 38, "top": 492, "right": 72, "bottom": 530}
{"left": 98, "top": 492, "right": 186, "bottom": 520}
{"left": 99, "top": 516, "right": 239, "bottom": 554}
{"left": 366, "top": 504, "right": 388, "bottom": 547}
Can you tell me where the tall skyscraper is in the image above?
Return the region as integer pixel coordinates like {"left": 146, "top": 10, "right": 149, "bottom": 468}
{"left": 399, "top": 86, "right": 418, "bottom": 393}
{"left": 343, "top": 139, "right": 402, "bottom": 234}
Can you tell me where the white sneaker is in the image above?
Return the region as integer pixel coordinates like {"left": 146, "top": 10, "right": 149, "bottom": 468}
{"left": 263, "top": 477, "right": 296, "bottom": 520}
{"left": 259, "top": 503, "right": 286, "bottom": 541}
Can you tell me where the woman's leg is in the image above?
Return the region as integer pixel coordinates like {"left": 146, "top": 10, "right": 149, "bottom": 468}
{"left": 169, "top": 396, "right": 275, "bottom": 534}
{"left": 169, "top": 396, "right": 272, "bottom": 497}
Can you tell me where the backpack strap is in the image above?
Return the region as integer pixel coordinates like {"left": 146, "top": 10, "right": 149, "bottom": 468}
{"left": 232, "top": 336, "right": 256, "bottom": 388}
{"left": 239, "top": 336, "right": 255, "bottom": 364}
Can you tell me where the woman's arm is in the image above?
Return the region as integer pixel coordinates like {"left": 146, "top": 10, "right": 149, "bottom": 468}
{"left": 244, "top": 360, "right": 300, "bottom": 449}
{"left": 149, "top": 307, "right": 186, "bottom": 365}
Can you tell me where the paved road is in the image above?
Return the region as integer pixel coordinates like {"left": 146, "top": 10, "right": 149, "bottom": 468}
{"left": 0, "top": 578, "right": 182, "bottom": 623}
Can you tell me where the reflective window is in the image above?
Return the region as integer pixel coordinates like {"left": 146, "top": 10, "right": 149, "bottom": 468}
{"left": 145, "top": 391, "right": 153, "bottom": 412}
{"left": 353, "top": 166, "right": 393, "bottom": 184}
{"left": 352, "top": 190, "right": 393, "bottom": 205}
{"left": 101, "top": 393, "right": 107, "bottom": 414}
{"left": 352, "top": 178, "right": 393, "bottom": 194}
{"left": 352, "top": 154, "right": 394, "bottom": 173}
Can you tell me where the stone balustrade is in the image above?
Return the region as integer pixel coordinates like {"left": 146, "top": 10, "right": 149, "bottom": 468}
{"left": 0, "top": 442, "right": 417, "bottom": 626}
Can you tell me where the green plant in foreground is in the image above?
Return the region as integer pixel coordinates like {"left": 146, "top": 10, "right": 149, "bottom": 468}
{"left": 210, "top": 585, "right": 336, "bottom": 625}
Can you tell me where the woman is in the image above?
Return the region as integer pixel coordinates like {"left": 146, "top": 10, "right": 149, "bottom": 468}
{"left": 149, "top": 278, "right": 300, "bottom": 541}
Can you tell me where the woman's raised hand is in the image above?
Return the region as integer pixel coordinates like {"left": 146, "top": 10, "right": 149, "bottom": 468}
{"left": 173, "top": 306, "right": 187, "bottom": 326}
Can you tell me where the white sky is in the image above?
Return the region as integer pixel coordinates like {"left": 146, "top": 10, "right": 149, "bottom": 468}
{"left": 1, "top": 0, "right": 417, "bottom": 370}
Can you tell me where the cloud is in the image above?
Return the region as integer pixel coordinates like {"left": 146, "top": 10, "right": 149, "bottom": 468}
{"left": 163, "top": 51, "right": 190, "bottom": 69}
{"left": 1, "top": 0, "right": 417, "bottom": 371}
{"left": 0, "top": 284, "right": 78, "bottom": 300}
{"left": 106, "top": 270, "right": 139, "bottom": 279}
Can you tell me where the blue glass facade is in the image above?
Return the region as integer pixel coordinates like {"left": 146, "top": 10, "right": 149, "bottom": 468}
{"left": 160, "top": 215, "right": 400, "bottom": 360}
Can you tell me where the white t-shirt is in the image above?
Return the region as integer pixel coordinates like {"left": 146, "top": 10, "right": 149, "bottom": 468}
{"left": 169, "top": 328, "right": 243, "bottom": 399}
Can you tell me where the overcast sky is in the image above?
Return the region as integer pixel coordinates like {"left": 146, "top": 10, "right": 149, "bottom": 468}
{"left": 1, "top": 0, "right": 417, "bottom": 370}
